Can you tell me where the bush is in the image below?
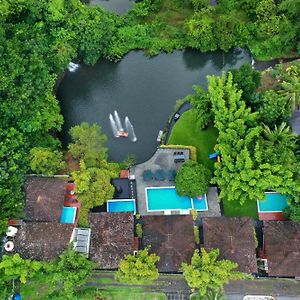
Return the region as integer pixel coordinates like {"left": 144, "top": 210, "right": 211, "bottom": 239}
{"left": 136, "top": 223, "right": 143, "bottom": 238}
{"left": 29, "top": 147, "right": 66, "bottom": 175}
{"left": 116, "top": 247, "right": 159, "bottom": 284}
{"left": 175, "top": 160, "right": 211, "bottom": 197}
{"left": 190, "top": 209, "right": 198, "bottom": 221}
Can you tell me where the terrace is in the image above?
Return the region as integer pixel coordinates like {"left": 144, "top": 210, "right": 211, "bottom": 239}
{"left": 130, "top": 148, "right": 190, "bottom": 215}
{"left": 130, "top": 147, "right": 221, "bottom": 216}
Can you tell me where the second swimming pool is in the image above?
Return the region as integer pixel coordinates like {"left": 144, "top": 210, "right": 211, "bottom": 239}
{"left": 146, "top": 186, "right": 208, "bottom": 212}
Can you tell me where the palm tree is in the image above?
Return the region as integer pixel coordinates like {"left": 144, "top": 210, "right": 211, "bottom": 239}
{"left": 280, "top": 78, "right": 300, "bottom": 111}
{"left": 262, "top": 122, "right": 296, "bottom": 144}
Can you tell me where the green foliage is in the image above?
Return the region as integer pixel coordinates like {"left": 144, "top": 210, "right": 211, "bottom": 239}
{"left": 72, "top": 160, "right": 118, "bottom": 227}
{"left": 193, "top": 226, "right": 200, "bottom": 244}
{"left": 47, "top": 247, "right": 93, "bottom": 298}
{"left": 115, "top": 247, "right": 159, "bottom": 284}
{"left": 29, "top": 147, "right": 66, "bottom": 175}
{"left": 230, "top": 63, "right": 261, "bottom": 104}
{"left": 186, "top": 85, "right": 212, "bottom": 130}
{"left": 175, "top": 160, "right": 211, "bottom": 197}
{"left": 0, "top": 254, "right": 42, "bottom": 298}
{"left": 256, "top": 90, "right": 291, "bottom": 126}
{"left": 209, "top": 72, "right": 300, "bottom": 206}
{"left": 120, "top": 154, "right": 137, "bottom": 169}
{"left": 284, "top": 198, "right": 300, "bottom": 222}
{"left": 190, "top": 208, "right": 198, "bottom": 221}
{"left": 0, "top": 0, "right": 117, "bottom": 225}
{"left": 68, "top": 122, "right": 108, "bottom": 168}
{"left": 181, "top": 248, "right": 245, "bottom": 295}
{"left": 136, "top": 223, "right": 143, "bottom": 238}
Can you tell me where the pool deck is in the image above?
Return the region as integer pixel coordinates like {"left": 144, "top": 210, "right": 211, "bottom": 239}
{"left": 130, "top": 148, "right": 221, "bottom": 216}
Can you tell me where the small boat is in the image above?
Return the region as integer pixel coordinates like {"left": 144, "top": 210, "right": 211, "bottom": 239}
{"left": 116, "top": 130, "right": 129, "bottom": 137}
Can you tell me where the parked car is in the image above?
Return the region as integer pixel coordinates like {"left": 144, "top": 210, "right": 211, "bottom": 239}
{"left": 174, "top": 112, "right": 180, "bottom": 122}
{"left": 243, "top": 296, "right": 275, "bottom": 300}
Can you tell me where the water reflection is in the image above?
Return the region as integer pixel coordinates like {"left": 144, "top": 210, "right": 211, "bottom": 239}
{"left": 83, "top": 0, "right": 134, "bottom": 15}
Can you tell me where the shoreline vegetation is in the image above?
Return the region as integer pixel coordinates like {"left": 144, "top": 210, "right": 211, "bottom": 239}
{"left": 0, "top": 0, "right": 299, "bottom": 232}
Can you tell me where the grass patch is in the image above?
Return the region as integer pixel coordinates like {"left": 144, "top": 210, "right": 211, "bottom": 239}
{"left": 168, "top": 110, "right": 218, "bottom": 171}
{"left": 76, "top": 286, "right": 167, "bottom": 300}
{"left": 146, "top": 0, "right": 193, "bottom": 28}
{"left": 20, "top": 273, "right": 52, "bottom": 299}
{"left": 222, "top": 199, "right": 258, "bottom": 219}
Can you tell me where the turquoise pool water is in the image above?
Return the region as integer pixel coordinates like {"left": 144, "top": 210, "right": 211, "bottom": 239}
{"left": 146, "top": 187, "right": 208, "bottom": 211}
{"left": 258, "top": 193, "right": 288, "bottom": 212}
{"left": 60, "top": 207, "right": 76, "bottom": 224}
{"left": 107, "top": 199, "right": 136, "bottom": 213}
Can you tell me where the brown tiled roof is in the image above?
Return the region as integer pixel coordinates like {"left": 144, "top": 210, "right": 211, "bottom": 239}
{"left": 25, "top": 176, "right": 67, "bottom": 222}
{"left": 142, "top": 215, "right": 195, "bottom": 272}
{"left": 89, "top": 212, "right": 134, "bottom": 269}
{"left": 202, "top": 217, "right": 257, "bottom": 274}
{"left": 14, "top": 222, "right": 73, "bottom": 261}
{"left": 264, "top": 221, "right": 300, "bottom": 277}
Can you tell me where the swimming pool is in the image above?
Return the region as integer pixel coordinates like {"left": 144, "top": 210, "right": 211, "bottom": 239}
{"left": 145, "top": 186, "right": 208, "bottom": 213}
{"left": 107, "top": 199, "right": 136, "bottom": 213}
{"left": 60, "top": 207, "right": 77, "bottom": 224}
{"left": 257, "top": 192, "right": 288, "bottom": 212}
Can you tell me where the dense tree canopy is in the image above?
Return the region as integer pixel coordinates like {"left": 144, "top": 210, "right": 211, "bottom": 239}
{"left": 46, "top": 247, "right": 93, "bottom": 298}
{"left": 115, "top": 247, "right": 159, "bottom": 284}
{"left": 181, "top": 248, "right": 245, "bottom": 296}
{"left": 72, "top": 160, "right": 118, "bottom": 227}
{"left": 29, "top": 147, "right": 66, "bottom": 175}
{"left": 208, "top": 72, "right": 300, "bottom": 204}
{"left": 175, "top": 160, "right": 211, "bottom": 197}
{"left": 0, "top": 0, "right": 117, "bottom": 233}
{"left": 68, "top": 122, "right": 108, "bottom": 168}
{"left": 0, "top": 254, "right": 42, "bottom": 298}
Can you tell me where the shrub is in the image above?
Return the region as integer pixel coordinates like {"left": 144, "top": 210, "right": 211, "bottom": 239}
{"left": 175, "top": 161, "right": 211, "bottom": 197}
{"left": 190, "top": 209, "right": 198, "bottom": 221}
{"left": 115, "top": 247, "right": 159, "bottom": 284}
{"left": 136, "top": 223, "right": 143, "bottom": 238}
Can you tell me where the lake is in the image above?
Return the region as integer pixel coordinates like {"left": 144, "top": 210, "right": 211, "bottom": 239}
{"left": 57, "top": 48, "right": 250, "bottom": 163}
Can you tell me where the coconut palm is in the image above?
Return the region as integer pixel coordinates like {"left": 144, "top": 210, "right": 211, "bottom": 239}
{"left": 280, "top": 77, "right": 300, "bottom": 112}
{"left": 262, "top": 122, "right": 296, "bottom": 144}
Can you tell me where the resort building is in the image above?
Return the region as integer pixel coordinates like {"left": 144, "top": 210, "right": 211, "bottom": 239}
{"left": 202, "top": 217, "right": 258, "bottom": 274}
{"left": 10, "top": 176, "right": 80, "bottom": 260}
{"left": 142, "top": 215, "right": 195, "bottom": 272}
{"left": 89, "top": 212, "right": 134, "bottom": 269}
{"left": 14, "top": 223, "right": 74, "bottom": 261}
{"left": 262, "top": 221, "right": 300, "bottom": 278}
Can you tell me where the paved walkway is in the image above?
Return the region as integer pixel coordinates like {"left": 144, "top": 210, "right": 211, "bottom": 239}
{"left": 290, "top": 108, "right": 300, "bottom": 135}
{"left": 198, "top": 186, "right": 221, "bottom": 218}
{"left": 88, "top": 271, "right": 300, "bottom": 300}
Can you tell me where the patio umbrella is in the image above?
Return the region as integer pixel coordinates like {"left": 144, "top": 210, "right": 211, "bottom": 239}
{"left": 143, "top": 170, "right": 153, "bottom": 181}
{"left": 167, "top": 169, "right": 176, "bottom": 181}
{"left": 154, "top": 169, "right": 165, "bottom": 181}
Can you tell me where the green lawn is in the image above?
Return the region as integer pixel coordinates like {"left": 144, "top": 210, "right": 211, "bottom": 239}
{"left": 222, "top": 199, "right": 258, "bottom": 219}
{"left": 168, "top": 110, "right": 218, "bottom": 171}
{"left": 79, "top": 286, "right": 167, "bottom": 300}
